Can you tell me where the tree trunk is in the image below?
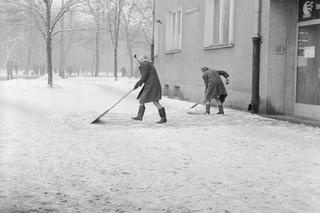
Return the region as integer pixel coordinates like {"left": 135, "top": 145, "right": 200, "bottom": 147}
{"left": 91, "top": 53, "right": 95, "bottom": 76}
{"left": 46, "top": 36, "right": 53, "bottom": 86}
{"left": 59, "top": 0, "right": 65, "bottom": 78}
{"left": 59, "top": 15, "right": 65, "bottom": 77}
{"left": 45, "top": 2, "right": 53, "bottom": 87}
{"left": 127, "top": 44, "right": 133, "bottom": 77}
{"left": 61, "top": 12, "right": 75, "bottom": 76}
{"left": 129, "top": 52, "right": 133, "bottom": 77}
{"left": 25, "top": 47, "right": 32, "bottom": 75}
{"left": 125, "top": 30, "right": 133, "bottom": 77}
{"left": 4, "top": 43, "right": 17, "bottom": 70}
{"left": 25, "top": 31, "right": 36, "bottom": 75}
{"left": 4, "top": 44, "right": 10, "bottom": 69}
{"left": 95, "top": 30, "right": 100, "bottom": 77}
{"left": 113, "top": 47, "right": 118, "bottom": 80}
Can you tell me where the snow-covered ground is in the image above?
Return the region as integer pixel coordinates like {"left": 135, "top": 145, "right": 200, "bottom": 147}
{"left": 0, "top": 75, "right": 320, "bottom": 213}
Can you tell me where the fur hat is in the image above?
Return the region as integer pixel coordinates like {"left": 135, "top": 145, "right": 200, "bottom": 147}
{"left": 201, "top": 66, "right": 209, "bottom": 72}
{"left": 142, "top": 55, "right": 150, "bottom": 62}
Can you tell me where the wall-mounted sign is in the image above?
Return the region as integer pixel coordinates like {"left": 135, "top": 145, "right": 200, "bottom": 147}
{"left": 299, "top": 0, "right": 320, "bottom": 22}
{"left": 304, "top": 46, "right": 316, "bottom": 58}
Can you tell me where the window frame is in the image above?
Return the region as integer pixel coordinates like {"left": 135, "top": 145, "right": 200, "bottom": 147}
{"left": 166, "top": 7, "right": 183, "bottom": 53}
{"left": 204, "top": 0, "right": 235, "bottom": 49}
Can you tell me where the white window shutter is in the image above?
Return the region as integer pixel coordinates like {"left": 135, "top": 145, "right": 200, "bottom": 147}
{"left": 165, "top": 13, "right": 171, "bottom": 51}
{"left": 179, "top": 9, "right": 182, "bottom": 50}
{"left": 204, "top": 0, "right": 212, "bottom": 47}
{"left": 155, "top": 24, "right": 159, "bottom": 55}
{"left": 229, "top": 0, "right": 235, "bottom": 44}
{"left": 219, "top": 0, "right": 224, "bottom": 44}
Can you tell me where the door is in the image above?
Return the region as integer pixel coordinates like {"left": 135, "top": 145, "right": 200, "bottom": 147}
{"left": 295, "top": 21, "right": 320, "bottom": 119}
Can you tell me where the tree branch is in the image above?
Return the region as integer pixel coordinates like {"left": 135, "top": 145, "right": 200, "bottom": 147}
{"left": 51, "top": 27, "right": 92, "bottom": 37}
{"left": 11, "top": 0, "right": 48, "bottom": 26}
{"left": 1, "top": 20, "right": 46, "bottom": 40}
{"left": 51, "top": 0, "right": 79, "bottom": 32}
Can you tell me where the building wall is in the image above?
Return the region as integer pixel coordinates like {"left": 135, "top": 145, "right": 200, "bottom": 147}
{"left": 155, "top": 0, "right": 299, "bottom": 115}
{"left": 155, "top": 0, "right": 255, "bottom": 110}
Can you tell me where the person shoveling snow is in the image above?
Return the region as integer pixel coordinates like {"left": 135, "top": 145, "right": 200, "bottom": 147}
{"left": 132, "top": 55, "right": 167, "bottom": 124}
{"left": 201, "top": 66, "right": 230, "bottom": 115}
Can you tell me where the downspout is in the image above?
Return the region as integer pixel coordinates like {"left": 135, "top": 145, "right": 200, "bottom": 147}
{"left": 151, "top": 0, "right": 155, "bottom": 63}
{"left": 249, "top": 0, "right": 262, "bottom": 113}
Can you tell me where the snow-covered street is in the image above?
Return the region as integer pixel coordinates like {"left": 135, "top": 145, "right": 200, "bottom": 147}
{"left": 1, "top": 76, "right": 320, "bottom": 213}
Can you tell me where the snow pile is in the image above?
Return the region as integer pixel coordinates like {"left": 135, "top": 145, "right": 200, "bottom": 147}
{"left": 0, "top": 72, "right": 68, "bottom": 92}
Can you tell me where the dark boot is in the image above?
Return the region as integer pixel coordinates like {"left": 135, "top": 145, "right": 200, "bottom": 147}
{"left": 132, "top": 105, "right": 145, "bottom": 121}
{"left": 205, "top": 104, "right": 210, "bottom": 115}
{"left": 156, "top": 107, "right": 167, "bottom": 124}
{"left": 217, "top": 105, "right": 224, "bottom": 114}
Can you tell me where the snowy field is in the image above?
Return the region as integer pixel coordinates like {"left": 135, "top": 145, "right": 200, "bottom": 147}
{"left": 1, "top": 75, "right": 320, "bottom": 213}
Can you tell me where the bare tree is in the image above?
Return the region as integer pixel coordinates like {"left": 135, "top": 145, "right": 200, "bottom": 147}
{"left": 83, "top": 0, "right": 106, "bottom": 77}
{"left": 3, "top": 0, "right": 81, "bottom": 86}
{"left": 59, "top": 0, "right": 66, "bottom": 78}
{"left": 0, "top": 37, "right": 21, "bottom": 69}
{"left": 24, "top": 28, "right": 37, "bottom": 74}
{"left": 0, "top": 3, "right": 23, "bottom": 70}
{"left": 121, "top": 0, "right": 151, "bottom": 77}
{"left": 106, "top": 0, "right": 124, "bottom": 81}
{"left": 59, "top": 8, "right": 76, "bottom": 78}
{"left": 139, "top": 1, "right": 152, "bottom": 47}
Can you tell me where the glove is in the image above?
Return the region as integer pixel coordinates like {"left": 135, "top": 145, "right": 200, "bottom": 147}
{"left": 134, "top": 82, "right": 139, "bottom": 90}
{"left": 225, "top": 78, "right": 230, "bottom": 85}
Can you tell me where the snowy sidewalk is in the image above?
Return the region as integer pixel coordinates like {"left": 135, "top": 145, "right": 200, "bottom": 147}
{"left": 1, "top": 76, "right": 320, "bottom": 213}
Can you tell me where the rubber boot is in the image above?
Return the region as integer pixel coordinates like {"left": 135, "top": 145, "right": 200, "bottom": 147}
{"left": 205, "top": 104, "right": 210, "bottom": 115}
{"left": 132, "top": 105, "right": 145, "bottom": 121}
{"left": 156, "top": 107, "right": 167, "bottom": 124}
{"left": 217, "top": 105, "right": 224, "bottom": 114}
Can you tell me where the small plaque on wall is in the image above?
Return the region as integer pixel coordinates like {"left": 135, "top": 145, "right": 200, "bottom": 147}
{"left": 275, "top": 46, "right": 285, "bottom": 55}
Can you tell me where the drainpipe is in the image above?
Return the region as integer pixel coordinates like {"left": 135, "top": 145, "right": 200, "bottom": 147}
{"left": 151, "top": 0, "right": 155, "bottom": 63}
{"left": 249, "top": 0, "right": 262, "bottom": 113}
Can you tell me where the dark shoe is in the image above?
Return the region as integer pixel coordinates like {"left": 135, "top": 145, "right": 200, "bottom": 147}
{"left": 205, "top": 104, "right": 210, "bottom": 115}
{"left": 217, "top": 105, "right": 224, "bottom": 114}
{"left": 156, "top": 107, "right": 167, "bottom": 124}
{"left": 132, "top": 106, "right": 145, "bottom": 121}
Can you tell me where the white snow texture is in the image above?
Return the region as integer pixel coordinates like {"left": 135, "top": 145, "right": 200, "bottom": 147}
{"left": 1, "top": 76, "right": 320, "bottom": 213}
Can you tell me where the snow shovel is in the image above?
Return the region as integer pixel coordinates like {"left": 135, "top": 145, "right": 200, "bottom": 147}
{"left": 91, "top": 89, "right": 135, "bottom": 124}
{"left": 190, "top": 98, "right": 205, "bottom": 109}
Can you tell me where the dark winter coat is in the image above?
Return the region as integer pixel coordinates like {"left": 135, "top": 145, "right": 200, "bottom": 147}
{"left": 135, "top": 61, "right": 162, "bottom": 104}
{"left": 202, "top": 69, "right": 229, "bottom": 103}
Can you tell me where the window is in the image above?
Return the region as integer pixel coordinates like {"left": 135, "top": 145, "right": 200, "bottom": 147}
{"left": 166, "top": 8, "right": 182, "bottom": 52}
{"left": 296, "top": 24, "right": 320, "bottom": 106}
{"left": 204, "top": 0, "right": 235, "bottom": 48}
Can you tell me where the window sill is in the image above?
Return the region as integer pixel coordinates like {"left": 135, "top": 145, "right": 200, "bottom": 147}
{"left": 165, "top": 49, "right": 182, "bottom": 54}
{"left": 204, "top": 43, "right": 234, "bottom": 50}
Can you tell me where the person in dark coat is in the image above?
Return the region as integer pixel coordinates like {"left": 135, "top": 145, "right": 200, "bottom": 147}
{"left": 201, "top": 66, "right": 230, "bottom": 114}
{"left": 132, "top": 55, "right": 167, "bottom": 124}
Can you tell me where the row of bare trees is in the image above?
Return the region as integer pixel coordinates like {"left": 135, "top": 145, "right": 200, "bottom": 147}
{"left": 0, "top": 0, "right": 152, "bottom": 86}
